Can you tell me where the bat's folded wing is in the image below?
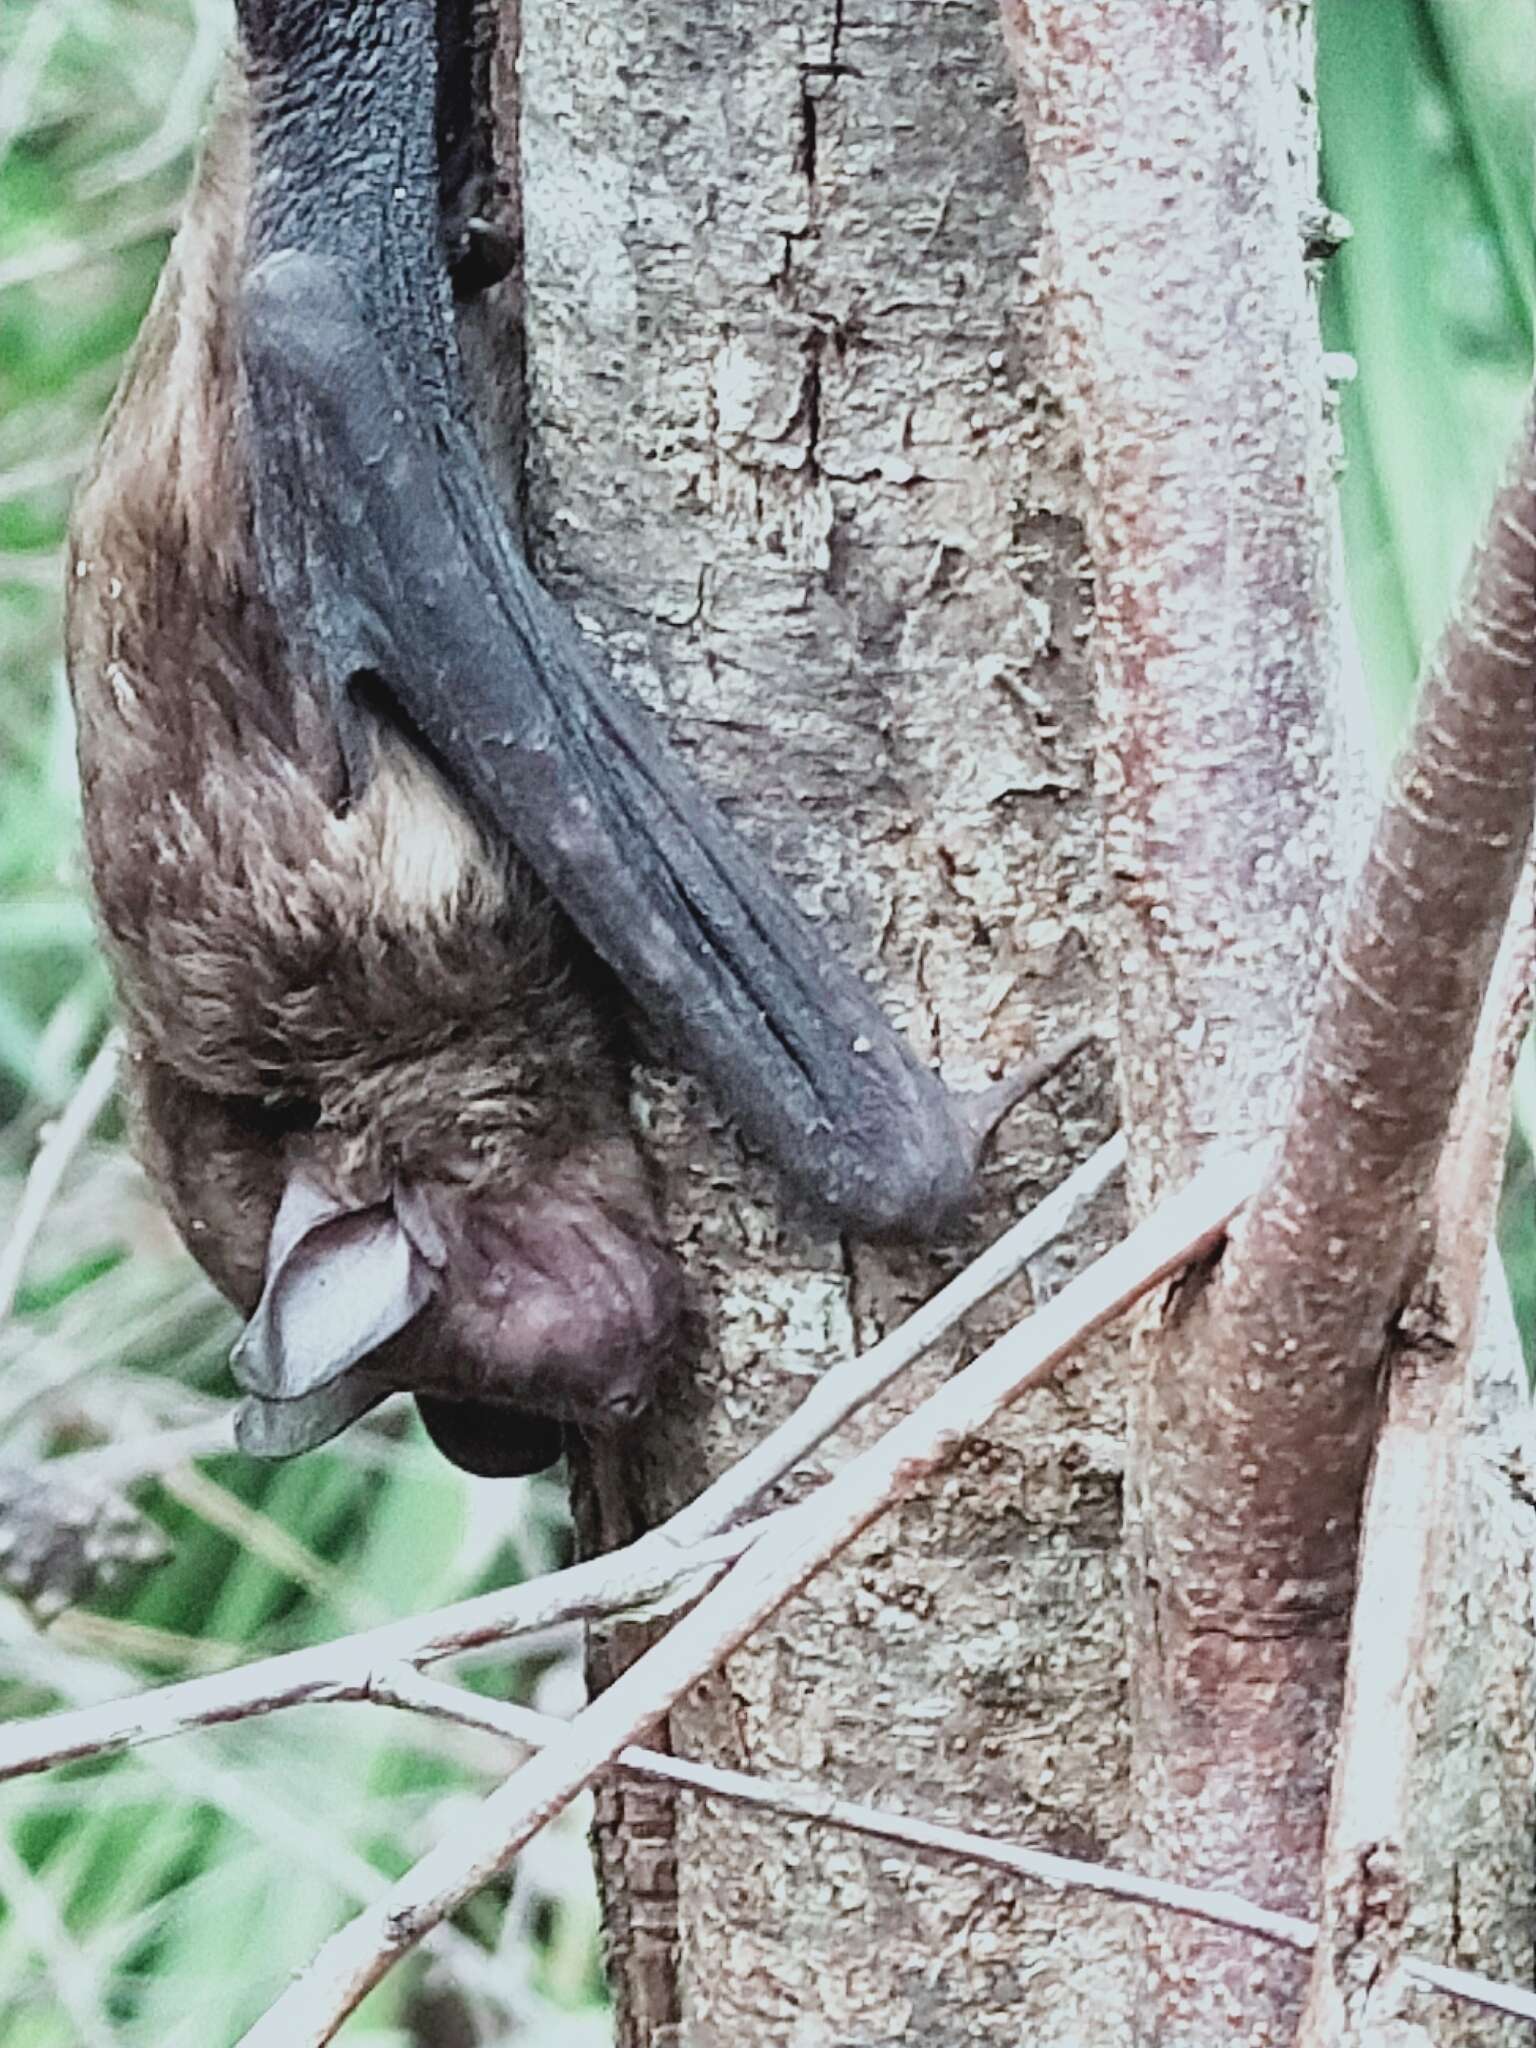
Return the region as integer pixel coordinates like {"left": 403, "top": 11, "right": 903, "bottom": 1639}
{"left": 239, "top": 253, "right": 979, "bottom": 1238}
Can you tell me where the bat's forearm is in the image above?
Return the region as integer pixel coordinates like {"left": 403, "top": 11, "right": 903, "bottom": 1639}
{"left": 240, "top": 246, "right": 986, "bottom": 1236}
{"left": 237, "top": 0, "right": 447, "bottom": 344}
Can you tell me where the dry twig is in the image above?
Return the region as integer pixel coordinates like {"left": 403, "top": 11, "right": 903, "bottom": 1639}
{"left": 0, "top": 1518, "right": 762, "bottom": 1782}
{"left": 236, "top": 1148, "right": 1259, "bottom": 2044}
{"left": 1, "top": 1133, "right": 1122, "bottom": 1779}
{"left": 373, "top": 1668, "right": 1536, "bottom": 2031}
{"left": 662, "top": 1117, "right": 1123, "bottom": 1549}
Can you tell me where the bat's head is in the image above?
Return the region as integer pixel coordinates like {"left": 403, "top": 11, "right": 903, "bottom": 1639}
{"left": 225, "top": 1138, "right": 682, "bottom": 1474}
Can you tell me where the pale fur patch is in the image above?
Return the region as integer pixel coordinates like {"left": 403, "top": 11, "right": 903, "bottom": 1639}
{"left": 329, "top": 731, "right": 505, "bottom": 927}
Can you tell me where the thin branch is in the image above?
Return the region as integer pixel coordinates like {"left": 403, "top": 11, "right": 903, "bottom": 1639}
{"left": 9, "top": 1124, "right": 1526, "bottom": 2035}
{"left": 0, "top": 1035, "right": 121, "bottom": 1328}
{"left": 0, "top": 1615, "right": 525, "bottom": 2037}
{"left": 0, "top": 1133, "right": 1121, "bottom": 1778}
{"left": 662, "top": 1118, "right": 1123, "bottom": 1549}
{"left": 369, "top": 1669, "right": 1536, "bottom": 2032}
{"left": 376, "top": 1662, "right": 1327, "bottom": 1933}
{"left": 0, "top": 1519, "right": 763, "bottom": 1782}
{"left": 237, "top": 1149, "right": 1260, "bottom": 2046}
{"left": 375, "top": 1665, "right": 1318, "bottom": 1943}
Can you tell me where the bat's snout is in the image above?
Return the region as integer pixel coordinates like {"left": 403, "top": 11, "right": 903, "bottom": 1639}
{"left": 433, "top": 1174, "right": 682, "bottom": 1429}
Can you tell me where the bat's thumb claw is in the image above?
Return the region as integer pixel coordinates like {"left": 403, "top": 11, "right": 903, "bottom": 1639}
{"left": 960, "top": 1024, "right": 1103, "bottom": 1161}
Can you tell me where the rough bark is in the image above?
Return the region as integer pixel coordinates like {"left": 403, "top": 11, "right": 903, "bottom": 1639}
{"left": 1001, "top": 6, "right": 1536, "bottom": 2045}
{"left": 515, "top": 1, "right": 1122, "bottom": 2040}
{"left": 1002, "top": 3, "right": 1353, "bottom": 2035}
{"left": 1294, "top": 666, "right": 1536, "bottom": 2048}
{"left": 496, "top": 4, "right": 1536, "bottom": 2044}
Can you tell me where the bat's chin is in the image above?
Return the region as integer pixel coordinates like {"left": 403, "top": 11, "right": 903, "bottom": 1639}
{"left": 413, "top": 1395, "right": 566, "bottom": 1478}
{"left": 410, "top": 1287, "right": 670, "bottom": 1477}
{"left": 413, "top": 1366, "right": 657, "bottom": 1480}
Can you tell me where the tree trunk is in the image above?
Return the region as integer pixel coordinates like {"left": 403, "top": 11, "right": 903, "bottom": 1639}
{"left": 513, "top": 1, "right": 1119, "bottom": 2039}
{"left": 490, "top": 1, "right": 1536, "bottom": 2042}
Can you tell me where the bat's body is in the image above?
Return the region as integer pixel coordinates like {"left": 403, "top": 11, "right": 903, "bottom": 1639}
{"left": 66, "top": 0, "right": 1027, "bottom": 1473}
{"left": 67, "top": 62, "right": 649, "bottom": 1470}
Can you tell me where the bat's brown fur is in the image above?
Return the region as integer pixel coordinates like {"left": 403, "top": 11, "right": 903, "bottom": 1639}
{"left": 66, "top": 85, "right": 679, "bottom": 1466}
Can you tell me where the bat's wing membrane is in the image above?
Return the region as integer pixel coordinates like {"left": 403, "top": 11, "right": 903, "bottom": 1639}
{"left": 239, "top": 253, "right": 977, "bottom": 1237}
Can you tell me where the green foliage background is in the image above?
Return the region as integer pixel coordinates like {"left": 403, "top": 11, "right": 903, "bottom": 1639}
{"left": 0, "top": 1, "right": 1530, "bottom": 2042}
{"left": 1316, "top": 0, "right": 1536, "bottom": 1340}
{"left": 0, "top": 13, "right": 608, "bottom": 2040}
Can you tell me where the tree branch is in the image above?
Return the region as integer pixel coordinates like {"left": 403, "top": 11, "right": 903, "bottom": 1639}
{"left": 1216, "top": 393, "right": 1536, "bottom": 1604}
{"left": 996, "top": 6, "right": 1354, "bottom": 2033}
{"left": 258, "top": 1663, "right": 1536, "bottom": 2032}
{"left": 236, "top": 1151, "right": 1258, "bottom": 2046}
{"left": 1149, "top": 396, "right": 1536, "bottom": 2041}
{"left": 0, "top": 1520, "right": 761, "bottom": 1783}
{"left": 1, "top": 1135, "right": 1122, "bottom": 1779}
{"left": 1297, "top": 862, "right": 1536, "bottom": 2047}
{"left": 998, "top": 0, "right": 1349, "bottom": 1199}
{"left": 1002, "top": 2, "right": 1536, "bottom": 2036}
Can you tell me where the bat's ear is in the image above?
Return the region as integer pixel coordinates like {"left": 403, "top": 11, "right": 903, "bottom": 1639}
{"left": 231, "top": 1172, "right": 442, "bottom": 1403}
{"left": 235, "top": 1375, "right": 390, "bottom": 1459}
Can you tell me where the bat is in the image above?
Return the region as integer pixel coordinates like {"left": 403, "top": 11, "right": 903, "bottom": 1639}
{"left": 65, "top": 0, "right": 1070, "bottom": 1476}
